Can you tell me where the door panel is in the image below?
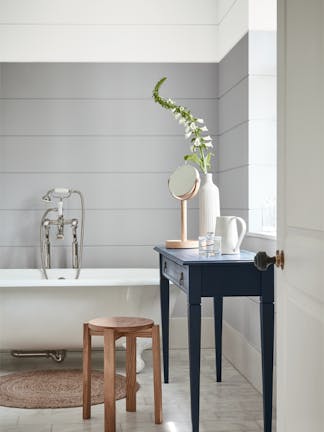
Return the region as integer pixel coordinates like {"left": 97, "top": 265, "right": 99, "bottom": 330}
{"left": 285, "top": 229, "right": 324, "bottom": 303}
{"left": 285, "top": 297, "right": 324, "bottom": 431}
{"left": 277, "top": 1, "right": 324, "bottom": 431}
{"left": 285, "top": 0, "right": 324, "bottom": 231}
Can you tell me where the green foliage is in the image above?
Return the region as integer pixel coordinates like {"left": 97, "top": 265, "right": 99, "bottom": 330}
{"left": 152, "top": 77, "right": 214, "bottom": 174}
{"left": 184, "top": 153, "right": 201, "bottom": 165}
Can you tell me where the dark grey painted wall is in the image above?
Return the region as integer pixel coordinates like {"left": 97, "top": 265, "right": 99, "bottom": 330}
{"left": 0, "top": 63, "right": 218, "bottom": 268}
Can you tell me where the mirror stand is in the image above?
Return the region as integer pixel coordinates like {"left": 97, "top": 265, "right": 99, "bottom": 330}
{"left": 166, "top": 200, "right": 198, "bottom": 249}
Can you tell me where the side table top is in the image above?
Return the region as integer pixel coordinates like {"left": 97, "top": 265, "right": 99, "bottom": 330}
{"left": 154, "top": 246, "right": 255, "bottom": 266}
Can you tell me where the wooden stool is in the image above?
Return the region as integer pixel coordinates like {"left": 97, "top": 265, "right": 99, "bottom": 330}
{"left": 83, "top": 316, "right": 163, "bottom": 432}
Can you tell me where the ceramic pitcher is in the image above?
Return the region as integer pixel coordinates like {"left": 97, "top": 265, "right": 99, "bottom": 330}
{"left": 215, "top": 216, "right": 247, "bottom": 254}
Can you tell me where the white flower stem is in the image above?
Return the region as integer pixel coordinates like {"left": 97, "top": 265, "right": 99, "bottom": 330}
{"left": 199, "top": 146, "right": 207, "bottom": 174}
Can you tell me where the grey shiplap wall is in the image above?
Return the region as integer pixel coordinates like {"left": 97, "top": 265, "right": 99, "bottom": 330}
{"left": 217, "top": 31, "right": 276, "bottom": 232}
{"left": 217, "top": 32, "right": 277, "bottom": 360}
{"left": 0, "top": 63, "right": 218, "bottom": 268}
{"left": 248, "top": 31, "right": 277, "bottom": 230}
{"left": 217, "top": 34, "right": 249, "bottom": 222}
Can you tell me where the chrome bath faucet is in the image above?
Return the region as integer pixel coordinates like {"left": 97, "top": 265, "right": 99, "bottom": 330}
{"left": 40, "top": 188, "right": 85, "bottom": 280}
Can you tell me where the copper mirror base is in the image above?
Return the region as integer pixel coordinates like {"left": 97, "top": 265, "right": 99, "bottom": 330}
{"left": 165, "top": 239, "right": 198, "bottom": 249}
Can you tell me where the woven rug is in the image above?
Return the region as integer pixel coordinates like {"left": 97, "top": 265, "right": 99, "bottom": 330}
{"left": 0, "top": 369, "right": 139, "bottom": 409}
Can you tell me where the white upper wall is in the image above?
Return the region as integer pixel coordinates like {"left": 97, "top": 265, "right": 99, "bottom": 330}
{"left": 217, "top": 0, "right": 249, "bottom": 60}
{"left": 0, "top": 0, "right": 219, "bottom": 62}
{"left": 0, "top": 0, "right": 276, "bottom": 62}
{"left": 249, "top": 0, "right": 277, "bottom": 32}
{"left": 0, "top": 0, "right": 218, "bottom": 24}
{"left": 218, "top": 0, "right": 276, "bottom": 60}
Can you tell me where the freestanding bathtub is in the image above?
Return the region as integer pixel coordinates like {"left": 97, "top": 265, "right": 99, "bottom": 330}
{"left": 0, "top": 268, "right": 179, "bottom": 372}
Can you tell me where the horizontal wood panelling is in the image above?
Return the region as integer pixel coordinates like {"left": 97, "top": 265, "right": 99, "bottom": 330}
{"left": 224, "top": 296, "right": 261, "bottom": 350}
{"left": 0, "top": 63, "right": 219, "bottom": 99}
{"left": 216, "top": 0, "right": 238, "bottom": 24}
{"left": 218, "top": 167, "right": 248, "bottom": 210}
{"left": 220, "top": 208, "right": 249, "bottom": 222}
{"left": 0, "top": 1, "right": 248, "bottom": 63}
{"left": 0, "top": 173, "right": 201, "bottom": 210}
{"left": 218, "top": 33, "right": 248, "bottom": 96}
{"left": 0, "top": 136, "right": 197, "bottom": 173}
{"left": 0, "top": 25, "right": 219, "bottom": 62}
{"left": 0, "top": 245, "right": 160, "bottom": 268}
{"left": 218, "top": 0, "right": 248, "bottom": 60}
{"left": 217, "top": 122, "right": 248, "bottom": 172}
{"left": 0, "top": 63, "right": 214, "bottom": 269}
{"left": 249, "top": 75, "right": 276, "bottom": 120}
{"left": 218, "top": 33, "right": 249, "bottom": 217}
{"left": 248, "top": 165, "right": 276, "bottom": 210}
{"left": 0, "top": 0, "right": 218, "bottom": 25}
{"left": 0, "top": 209, "right": 199, "bottom": 247}
{"left": 218, "top": 31, "right": 277, "bottom": 382}
{"left": 249, "top": 120, "right": 276, "bottom": 165}
{"left": 0, "top": 99, "right": 218, "bottom": 135}
{"left": 218, "top": 77, "right": 248, "bottom": 134}
{"left": 248, "top": 31, "right": 276, "bottom": 75}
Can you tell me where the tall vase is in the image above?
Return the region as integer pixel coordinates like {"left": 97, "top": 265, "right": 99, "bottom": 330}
{"left": 199, "top": 173, "right": 220, "bottom": 236}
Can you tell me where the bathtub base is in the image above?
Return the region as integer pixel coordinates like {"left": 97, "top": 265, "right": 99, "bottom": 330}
{"left": 10, "top": 343, "right": 151, "bottom": 373}
{"left": 121, "top": 337, "right": 153, "bottom": 373}
{"left": 0, "top": 269, "right": 180, "bottom": 373}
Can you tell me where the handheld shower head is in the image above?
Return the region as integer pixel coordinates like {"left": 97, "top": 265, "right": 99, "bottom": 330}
{"left": 53, "top": 188, "right": 71, "bottom": 198}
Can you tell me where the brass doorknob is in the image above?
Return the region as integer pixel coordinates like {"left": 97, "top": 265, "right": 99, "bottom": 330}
{"left": 254, "top": 250, "right": 285, "bottom": 271}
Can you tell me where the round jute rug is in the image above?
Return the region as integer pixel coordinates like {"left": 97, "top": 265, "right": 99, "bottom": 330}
{"left": 0, "top": 369, "right": 139, "bottom": 409}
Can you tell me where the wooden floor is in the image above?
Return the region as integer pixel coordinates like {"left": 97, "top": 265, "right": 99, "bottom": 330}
{"left": 0, "top": 349, "right": 276, "bottom": 432}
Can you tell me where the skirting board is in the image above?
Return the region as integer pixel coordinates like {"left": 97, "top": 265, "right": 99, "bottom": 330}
{"left": 170, "top": 317, "right": 276, "bottom": 397}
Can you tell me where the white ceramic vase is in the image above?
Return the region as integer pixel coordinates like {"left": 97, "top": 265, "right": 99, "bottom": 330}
{"left": 199, "top": 173, "right": 220, "bottom": 236}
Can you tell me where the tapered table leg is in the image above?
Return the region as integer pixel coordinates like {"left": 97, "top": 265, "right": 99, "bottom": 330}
{"left": 260, "top": 301, "right": 274, "bottom": 432}
{"left": 160, "top": 258, "right": 170, "bottom": 383}
{"left": 188, "top": 303, "right": 201, "bottom": 432}
{"left": 213, "top": 296, "right": 223, "bottom": 382}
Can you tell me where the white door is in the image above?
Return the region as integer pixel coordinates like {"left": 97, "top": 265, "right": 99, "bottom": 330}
{"left": 277, "top": 1, "right": 324, "bottom": 431}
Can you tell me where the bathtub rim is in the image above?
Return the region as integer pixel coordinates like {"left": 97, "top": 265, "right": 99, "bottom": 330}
{"left": 0, "top": 268, "right": 160, "bottom": 288}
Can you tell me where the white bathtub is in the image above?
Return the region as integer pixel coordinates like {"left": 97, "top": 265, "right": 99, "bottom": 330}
{"left": 0, "top": 268, "right": 179, "bottom": 371}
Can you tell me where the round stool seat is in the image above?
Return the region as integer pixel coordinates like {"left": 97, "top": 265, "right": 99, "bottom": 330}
{"left": 88, "top": 316, "right": 154, "bottom": 333}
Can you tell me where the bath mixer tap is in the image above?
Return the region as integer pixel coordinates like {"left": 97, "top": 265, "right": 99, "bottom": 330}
{"left": 40, "top": 188, "right": 85, "bottom": 279}
{"left": 42, "top": 216, "right": 79, "bottom": 268}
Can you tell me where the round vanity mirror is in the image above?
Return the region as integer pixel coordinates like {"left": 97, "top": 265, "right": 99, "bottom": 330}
{"left": 166, "top": 165, "right": 200, "bottom": 249}
{"left": 168, "top": 164, "right": 200, "bottom": 201}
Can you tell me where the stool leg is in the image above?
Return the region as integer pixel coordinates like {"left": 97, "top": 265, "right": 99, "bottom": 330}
{"left": 126, "top": 335, "right": 137, "bottom": 412}
{"left": 104, "top": 328, "right": 116, "bottom": 432}
{"left": 83, "top": 323, "right": 91, "bottom": 419}
{"left": 152, "top": 325, "right": 163, "bottom": 424}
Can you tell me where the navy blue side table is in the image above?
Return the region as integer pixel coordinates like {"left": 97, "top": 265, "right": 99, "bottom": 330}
{"left": 154, "top": 247, "right": 274, "bottom": 432}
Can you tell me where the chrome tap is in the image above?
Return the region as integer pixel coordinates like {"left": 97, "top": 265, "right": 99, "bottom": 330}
{"left": 56, "top": 200, "right": 64, "bottom": 240}
{"left": 57, "top": 217, "right": 65, "bottom": 240}
{"left": 40, "top": 188, "right": 85, "bottom": 279}
{"left": 71, "top": 219, "right": 79, "bottom": 269}
{"left": 43, "top": 219, "right": 51, "bottom": 269}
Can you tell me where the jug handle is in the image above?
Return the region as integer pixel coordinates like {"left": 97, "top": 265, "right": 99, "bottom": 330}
{"left": 233, "top": 217, "right": 247, "bottom": 253}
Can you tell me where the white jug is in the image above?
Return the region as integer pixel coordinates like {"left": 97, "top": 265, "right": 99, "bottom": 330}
{"left": 215, "top": 216, "right": 247, "bottom": 254}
